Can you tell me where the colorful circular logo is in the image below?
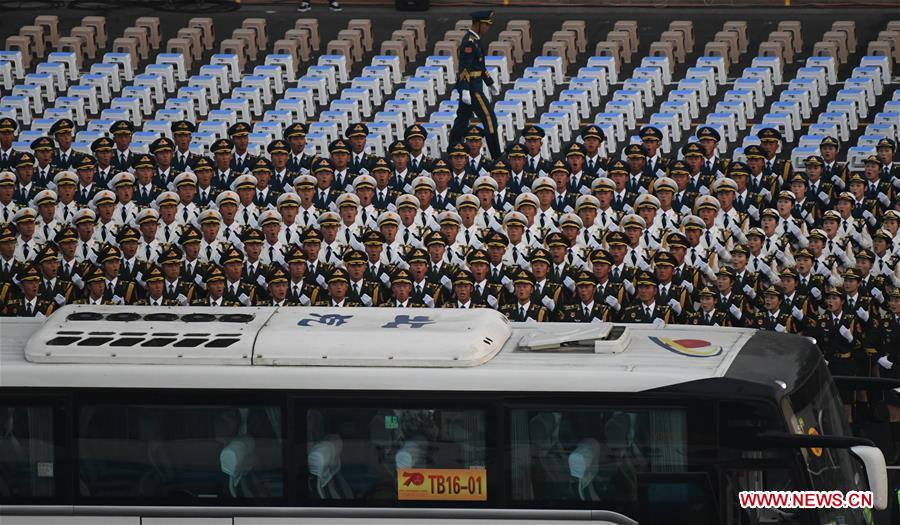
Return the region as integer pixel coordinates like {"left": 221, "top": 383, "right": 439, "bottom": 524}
{"left": 650, "top": 336, "right": 724, "bottom": 358}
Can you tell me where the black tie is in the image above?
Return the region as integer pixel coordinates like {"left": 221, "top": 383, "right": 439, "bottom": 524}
{"left": 519, "top": 305, "right": 525, "bottom": 319}
{"left": 25, "top": 302, "right": 33, "bottom": 316}
{"left": 706, "top": 313, "right": 712, "bottom": 324}
{"left": 415, "top": 283, "right": 422, "bottom": 296}
{"left": 528, "top": 158, "right": 535, "bottom": 172}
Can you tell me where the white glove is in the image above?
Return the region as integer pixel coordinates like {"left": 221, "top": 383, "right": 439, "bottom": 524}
{"left": 878, "top": 193, "right": 891, "bottom": 207}
{"left": 863, "top": 210, "right": 876, "bottom": 225}
{"left": 728, "top": 303, "right": 742, "bottom": 320}
{"left": 637, "top": 257, "right": 650, "bottom": 271}
{"left": 541, "top": 296, "right": 556, "bottom": 311}
{"left": 71, "top": 273, "right": 84, "bottom": 289}
{"left": 502, "top": 275, "right": 514, "bottom": 293}
{"left": 791, "top": 305, "right": 803, "bottom": 321}
{"left": 872, "top": 288, "right": 884, "bottom": 303}
{"left": 112, "top": 295, "right": 124, "bottom": 305}
{"left": 604, "top": 294, "right": 619, "bottom": 308}
{"left": 683, "top": 281, "right": 694, "bottom": 294}
{"left": 742, "top": 284, "right": 757, "bottom": 299}
{"left": 817, "top": 191, "right": 830, "bottom": 205}
{"left": 839, "top": 324, "right": 853, "bottom": 342}
{"left": 54, "top": 293, "right": 66, "bottom": 305}
{"left": 747, "top": 204, "right": 760, "bottom": 220}
{"left": 177, "top": 293, "right": 188, "bottom": 306}
{"left": 878, "top": 355, "right": 894, "bottom": 370}
{"left": 460, "top": 90, "right": 472, "bottom": 105}
{"left": 849, "top": 227, "right": 862, "bottom": 242}
{"left": 775, "top": 323, "right": 787, "bottom": 333}
{"left": 760, "top": 263, "right": 775, "bottom": 278}
{"left": 490, "top": 84, "right": 500, "bottom": 97}
{"left": 729, "top": 221, "right": 742, "bottom": 237}
{"left": 810, "top": 287, "right": 822, "bottom": 300}
{"left": 788, "top": 221, "right": 801, "bottom": 235}
{"left": 833, "top": 177, "right": 845, "bottom": 190}
{"left": 856, "top": 307, "right": 869, "bottom": 322}
{"left": 239, "top": 293, "right": 251, "bottom": 306}
{"left": 831, "top": 245, "right": 845, "bottom": 258}
{"left": 623, "top": 280, "right": 635, "bottom": 296}
{"left": 652, "top": 317, "right": 666, "bottom": 328}
{"left": 892, "top": 176, "right": 900, "bottom": 191}
{"left": 668, "top": 298, "right": 682, "bottom": 315}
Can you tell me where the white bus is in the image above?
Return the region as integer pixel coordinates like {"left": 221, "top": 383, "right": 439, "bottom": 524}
{"left": 0, "top": 305, "right": 889, "bottom": 525}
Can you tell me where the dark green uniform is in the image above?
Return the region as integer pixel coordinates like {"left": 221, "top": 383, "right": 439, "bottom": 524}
{"left": 449, "top": 29, "right": 502, "bottom": 158}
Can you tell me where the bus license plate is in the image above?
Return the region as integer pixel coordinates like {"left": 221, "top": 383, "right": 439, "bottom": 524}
{"left": 397, "top": 468, "right": 487, "bottom": 501}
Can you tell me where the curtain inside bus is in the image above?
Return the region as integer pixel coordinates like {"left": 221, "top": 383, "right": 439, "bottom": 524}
{"left": 77, "top": 403, "right": 283, "bottom": 501}
{"left": 0, "top": 405, "right": 54, "bottom": 499}
{"left": 509, "top": 405, "right": 687, "bottom": 515}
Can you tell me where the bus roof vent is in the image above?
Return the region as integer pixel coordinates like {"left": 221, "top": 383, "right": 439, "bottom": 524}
{"left": 25, "top": 305, "right": 275, "bottom": 365}
{"left": 253, "top": 307, "right": 512, "bottom": 367}
{"left": 517, "top": 323, "right": 631, "bottom": 354}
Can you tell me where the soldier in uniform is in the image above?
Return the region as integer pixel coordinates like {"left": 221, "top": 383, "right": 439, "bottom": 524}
{"left": 96, "top": 244, "right": 139, "bottom": 305}
{"left": 714, "top": 266, "right": 750, "bottom": 328}
{"left": 90, "top": 137, "right": 117, "bottom": 189}
{"left": 757, "top": 127, "right": 793, "bottom": 183}
{"left": 328, "top": 138, "right": 355, "bottom": 192}
{"left": 779, "top": 267, "right": 812, "bottom": 329}
{"left": 559, "top": 270, "right": 611, "bottom": 322}
{"left": 696, "top": 126, "right": 729, "bottom": 176}
{"left": 109, "top": 120, "right": 136, "bottom": 172}
{"left": 158, "top": 245, "right": 195, "bottom": 306}
{"left": 150, "top": 137, "right": 180, "bottom": 189}
{"left": 135, "top": 265, "right": 180, "bottom": 306}
{"left": 750, "top": 285, "right": 797, "bottom": 334}
{"left": 449, "top": 10, "right": 502, "bottom": 159}
{"left": 228, "top": 122, "right": 257, "bottom": 174}
{"left": 384, "top": 268, "right": 427, "bottom": 308}
{"left": 579, "top": 125, "right": 608, "bottom": 178}
{"left": 875, "top": 137, "right": 900, "bottom": 180}
{"left": 500, "top": 268, "right": 549, "bottom": 321}
{"left": 687, "top": 286, "right": 731, "bottom": 326}
{"left": 589, "top": 248, "right": 627, "bottom": 320}
{"left": 345, "top": 123, "right": 375, "bottom": 175}
{"left": 35, "top": 243, "right": 74, "bottom": 307}
{"left": 0, "top": 117, "right": 18, "bottom": 172}
{"left": 621, "top": 271, "right": 675, "bottom": 325}
{"left": 819, "top": 136, "right": 849, "bottom": 187}
{"left": 13, "top": 152, "right": 44, "bottom": 204}
{"left": 285, "top": 123, "right": 315, "bottom": 174}
{"left": 284, "top": 245, "right": 319, "bottom": 306}
{"left": 171, "top": 120, "right": 199, "bottom": 172}
{"left": 50, "top": 119, "right": 79, "bottom": 171}
{"left": 639, "top": 126, "right": 670, "bottom": 176}
{"left": 405, "top": 124, "right": 433, "bottom": 175}
{"left": 74, "top": 265, "right": 117, "bottom": 305}
{"left": 812, "top": 287, "right": 865, "bottom": 414}
{"left": 344, "top": 248, "right": 383, "bottom": 307}
{"left": 220, "top": 246, "right": 256, "bottom": 306}
{"left": 314, "top": 267, "right": 364, "bottom": 307}
{"left": 443, "top": 269, "right": 486, "bottom": 309}
{"left": 653, "top": 251, "right": 691, "bottom": 322}
{"left": 3, "top": 264, "right": 57, "bottom": 317}
{"left": 191, "top": 266, "right": 239, "bottom": 307}
{"left": 264, "top": 266, "right": 297, "bottom": 307}
{"left": 744, "top": 145, "right": 779, "bottom": 205}
{"left": 406, "top": 247, "right": 445, "bottom": 307}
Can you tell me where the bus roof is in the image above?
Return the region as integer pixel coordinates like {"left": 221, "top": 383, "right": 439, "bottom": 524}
{"left": 0, "top": 306, "right": 816, "bottom": 394}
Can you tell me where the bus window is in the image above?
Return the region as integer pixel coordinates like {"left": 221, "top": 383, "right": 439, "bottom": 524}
{"left": 78, "top": 404, "right": 283, "bottom": 501}
{"left": 305, "top": 406, "right": 486, "bottom": 503}
{"left": 0, "top": 405, "right": 54, "bottom": 498}
{"left": 509, "top": 406, "right": 688, "bottom": 517}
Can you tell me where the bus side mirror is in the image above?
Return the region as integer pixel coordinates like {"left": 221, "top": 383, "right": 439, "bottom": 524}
{"left": 849, "top": 445, "right": 888, "bottom": 511}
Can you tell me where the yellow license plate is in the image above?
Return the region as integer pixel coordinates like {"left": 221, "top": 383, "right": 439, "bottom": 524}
{"left": 397, "top": 468, "right": 487, "bottom": 501}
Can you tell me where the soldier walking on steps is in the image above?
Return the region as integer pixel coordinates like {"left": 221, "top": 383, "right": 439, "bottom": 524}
{"left": 449, "top": 10, "right": 503, "bottom": 160}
